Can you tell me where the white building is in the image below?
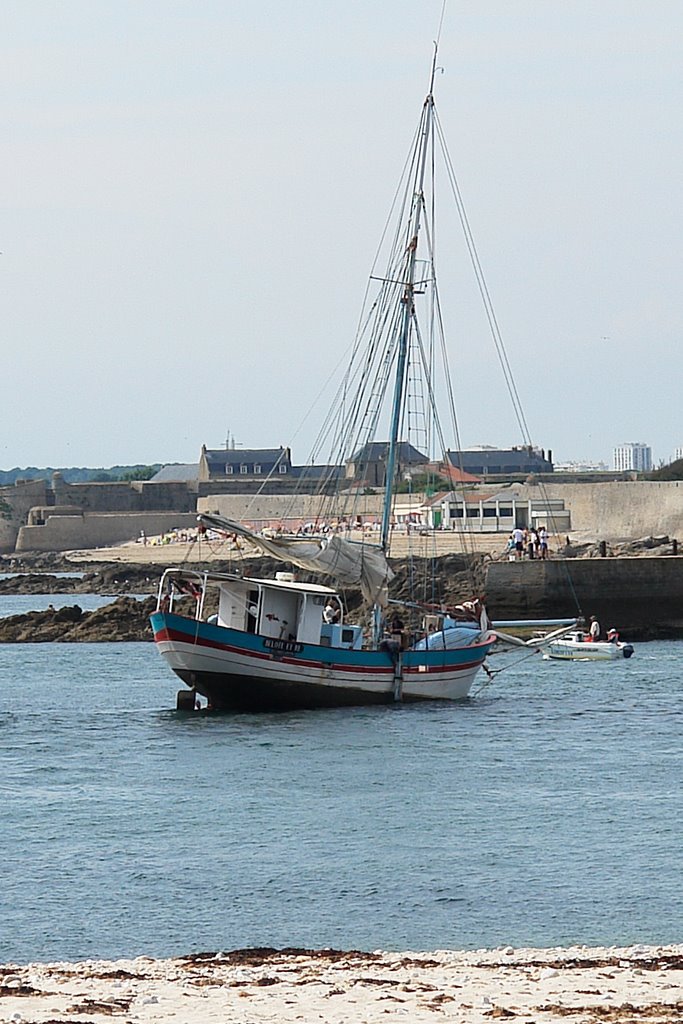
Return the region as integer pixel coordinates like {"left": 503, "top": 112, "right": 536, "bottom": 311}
{"left": 674, "top": 447, "right": 683, "bottom": 463}
{"left": 612, "top": 443, "right": 652, "bottom": 473}
{"left": 553, "top": 459, "right": 609, "bottom": 473}
{"left": 423, "top": 488, "right": 571, "bottom": 534}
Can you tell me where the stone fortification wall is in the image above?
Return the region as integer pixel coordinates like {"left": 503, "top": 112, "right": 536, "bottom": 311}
{"left": 200, "top": 481, "right": 683, "bottom": 540}
{"left": 534, "top": 481, "right": 683, "bottom": 540}
{"left": 198, "top": 493, "right": 386, "bottom": 525}
{"left": 0, "top": 479, "right": 50, "bottom": 552}
{"left": 135, "top": 481, "right": 197, "bottom": 510}
{"left": 15, "top": 512, "right": 198, "bottom": 553}
{"left": 51, "top": 479, "right": 195, "bottom": 514}
{"left": 0, "top": 519, "right": 19, "bottom": 552}
{"left": 196, "top": 478, "right": 336, "bottom": 497}
{"left": 485, "top": 556, "right": 683, "bottom": 639}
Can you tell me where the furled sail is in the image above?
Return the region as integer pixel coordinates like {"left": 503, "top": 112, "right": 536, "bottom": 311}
{"left": 199, "top": 513, "right": 394, "bottom": 606}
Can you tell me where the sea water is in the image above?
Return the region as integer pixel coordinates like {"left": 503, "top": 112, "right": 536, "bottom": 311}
{"left": 0, "top": 638, "right": 681, "bottom": 963}
{"left": 0, "top": 594, "right": 141, "bottom": 617}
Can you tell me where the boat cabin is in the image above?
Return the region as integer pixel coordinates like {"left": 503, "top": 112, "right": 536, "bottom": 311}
{"left": 160, "top": 568, "right": 363, "bottom": 650}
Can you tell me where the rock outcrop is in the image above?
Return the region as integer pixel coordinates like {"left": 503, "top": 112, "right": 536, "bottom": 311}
{"left": 0, "top": 597, "right": 157, "bottom": 643}
{"left": 2, "top": 550, "right": 683, "bottom": 641}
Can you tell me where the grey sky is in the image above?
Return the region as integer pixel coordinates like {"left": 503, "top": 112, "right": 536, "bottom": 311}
{"left": 2, "top": 1, "right": 681, "bottom": 469}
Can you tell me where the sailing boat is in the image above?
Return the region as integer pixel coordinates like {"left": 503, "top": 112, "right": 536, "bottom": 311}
{"left": 150, "top": 51, "right": 499, "bottom": 710}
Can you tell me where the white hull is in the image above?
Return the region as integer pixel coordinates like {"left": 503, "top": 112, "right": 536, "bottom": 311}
{"left": 544, "top": 640, "right": 634, "bottom": 661}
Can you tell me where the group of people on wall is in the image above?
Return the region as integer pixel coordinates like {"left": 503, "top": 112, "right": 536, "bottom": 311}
{"left": 509, "top": 525, "right": 549, "bottom": 560}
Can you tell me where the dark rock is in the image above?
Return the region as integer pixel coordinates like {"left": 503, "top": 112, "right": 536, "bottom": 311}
{"left": 0, "top": 597, "right": 157, "bottom": 642}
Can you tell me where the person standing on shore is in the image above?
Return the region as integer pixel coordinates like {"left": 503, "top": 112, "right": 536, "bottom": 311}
{"left": 512, "top": 526, "right": 524, "bottom": 560}
{"left": 539, "top": 526, "right": 548, "bottom": 559}
{"left": 528, "top": 527, "right": 538, "bottom": 559}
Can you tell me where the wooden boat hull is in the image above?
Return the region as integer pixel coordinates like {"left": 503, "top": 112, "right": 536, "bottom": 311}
{"left": 151, "top": 612, "right": 496, "bottom": 711}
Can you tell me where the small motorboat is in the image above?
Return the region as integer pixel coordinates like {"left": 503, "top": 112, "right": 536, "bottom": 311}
{"left": 543, "top": 629, "right": 634, "bottom": 661}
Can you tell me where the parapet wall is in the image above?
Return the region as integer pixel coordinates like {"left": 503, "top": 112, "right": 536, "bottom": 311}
{"left": 538, "top": 481, "right": 683, "bottom": 540}
{"left": 15, "top": 512, "right": 198, "bottom": 553}
{"left": 51, "top": 479, "right": 196, "bottom": 513}
{"left": 198, "top": 493, "right": 386, "bottom": 524}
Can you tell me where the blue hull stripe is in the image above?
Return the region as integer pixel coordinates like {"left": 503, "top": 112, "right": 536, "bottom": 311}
{"left": 151, "top": 612, "right": 494, "bottom": 673}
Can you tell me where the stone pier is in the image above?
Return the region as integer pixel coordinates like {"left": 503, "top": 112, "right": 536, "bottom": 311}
{"left": 485, "top": 556, "right": 683, "bottom": 640}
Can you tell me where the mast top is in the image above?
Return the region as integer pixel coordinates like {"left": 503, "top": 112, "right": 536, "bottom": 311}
{"left": 428, "top": 0, "right": 447, "bottom": 96}
{"left": 428, "top": 41, "right": 439, "bottom": 98}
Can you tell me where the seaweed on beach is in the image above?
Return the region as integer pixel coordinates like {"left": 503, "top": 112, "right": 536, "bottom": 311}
{"left": 538, "top": 1000, "right": 683, "bottom": 1021}
{"left": 0, "top": 981, "right": 46, "bottom": 997}
{"left": 177, "top": 946, "right": 382, "bottom": 968}
{"left": 506, "top": 954, "right": 683, "bottom": 972}
{"left": 65, "top": 996, "right": 133, "bottom": 1015}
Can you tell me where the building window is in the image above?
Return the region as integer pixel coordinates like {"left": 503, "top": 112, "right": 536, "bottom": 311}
{"left": 499, "top": 507, "right": 513, "bottom": 517}
{"left": 449, "top": 506, "right": 463, "bottom": 517}
{"left": 278, "top": 463, "right": 287, "bottom": 474}
{"left": 240, "top": 464, "right": 248, "bottom": 475}
{"left": 482, "top": 507, "right": 497, "bottom": 517}
{"left": 466, "top": 507, "right": 479, "bottom": 517}
{"left": 254, "top": 464, "right": 262, "bottom": 475}
{"left": 225, "top": 465, "right": 233, "bottom": 475}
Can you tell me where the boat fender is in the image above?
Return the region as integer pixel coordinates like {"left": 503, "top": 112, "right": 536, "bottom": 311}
{"left": 623, "top": 645, "right": 634, "bottom": 659}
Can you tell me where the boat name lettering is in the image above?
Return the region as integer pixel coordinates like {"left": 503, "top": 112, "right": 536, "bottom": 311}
{"left": 264, "top": 639, "right": 303, "bottom": 654}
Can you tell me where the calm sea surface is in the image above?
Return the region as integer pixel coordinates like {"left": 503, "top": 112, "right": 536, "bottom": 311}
{"left": 1, "top": 634, "right": 681, "bottom": 963}
{"left": 0, "top": 595, "right": 140, "bottom": 617}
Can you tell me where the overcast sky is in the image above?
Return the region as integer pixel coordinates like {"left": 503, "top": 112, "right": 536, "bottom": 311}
{"left": 2, "top": 1, "right": 681, "bottom": 469}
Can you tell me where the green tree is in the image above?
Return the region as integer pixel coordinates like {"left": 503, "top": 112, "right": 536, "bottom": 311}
{"left": 120, "top": 466, "right": 158, "bottom": 482}
{"left": 648, "top": 459, "right": 683, "bottom": 481}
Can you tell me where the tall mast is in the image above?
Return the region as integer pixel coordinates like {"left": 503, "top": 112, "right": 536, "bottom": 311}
{"left": 378, "top": 49, "right": 438, "bottom": 555}
{"left": 372, "top": 50, "right": 438, "bottom": 647}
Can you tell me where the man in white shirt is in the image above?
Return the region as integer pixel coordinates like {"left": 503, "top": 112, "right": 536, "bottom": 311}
{"left": 512, "top": 527, "right": 524, "bottom": 560}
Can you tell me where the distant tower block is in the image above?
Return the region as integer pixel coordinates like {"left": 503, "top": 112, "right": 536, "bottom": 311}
{"left": 612, "top": 443, "right": 652, "bottom": 472}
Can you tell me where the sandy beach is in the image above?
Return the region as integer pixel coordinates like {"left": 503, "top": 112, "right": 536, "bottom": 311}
{"left": 1, "top": 945, "right": 681, "bottom": 1023}
{"left": 64, "top": 530, "right": 512, "bottom": 567}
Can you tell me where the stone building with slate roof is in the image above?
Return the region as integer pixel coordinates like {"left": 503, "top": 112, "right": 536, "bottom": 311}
{"left": 345, "top": 441, "right": 429, "bottom": 487}
{"left": 198, "top": 445, "right": 292, "bottom": 482}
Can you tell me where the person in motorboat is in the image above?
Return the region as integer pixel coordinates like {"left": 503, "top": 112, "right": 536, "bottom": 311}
{"left": 607, "top": 628, "right": 620, "bottom": 643}
{"left": 587, "top": 615, "right": 601, "bottom": 642}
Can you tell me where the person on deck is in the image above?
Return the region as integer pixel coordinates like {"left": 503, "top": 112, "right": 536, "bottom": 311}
{"left": 323, "top": 601, "right": 340, "bottom": 624}
{"left": 588, "top": 616, "right": 601, "bottom": 642}
{"left": 390, "top": 614, "right": 404, "bottom": 637}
